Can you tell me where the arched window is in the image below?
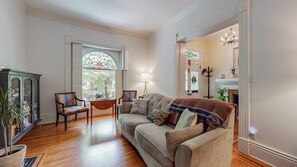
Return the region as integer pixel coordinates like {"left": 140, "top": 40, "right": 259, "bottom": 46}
{"left": 82, "top": 50, "right": 118, "bottom": 100}
{"left": 83, "top": 51, "right": 118, "bottom": 70}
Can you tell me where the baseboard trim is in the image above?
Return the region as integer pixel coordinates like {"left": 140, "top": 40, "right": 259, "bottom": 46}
{"left": 238, "top": 138, "right": 297, "bottom": 167}
{"left": 40, "top": 108, "right": 113, "bottom": 124}
{"left": 238, "top": 137, "right": 249, "bottom": 154}
{"left": 40, "top": 113, "right": 55, "bottom": 124}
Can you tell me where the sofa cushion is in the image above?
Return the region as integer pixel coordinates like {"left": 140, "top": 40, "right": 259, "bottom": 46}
{"left": 118, "top": 114, "right": 152, "bottom": 135}
{"left": 175, "top": 108, "right": 197, "bottom": 129}
{"left": 145, "top": 93, "right": 173, "bottom": 114}
{"left": 64, "top": 106, "right": 89, "bottom": 114}
{"left": 166, "top": 123, "right": 204, "bottom": 161}
{"left": 130, "top": 99, "right": 149, "bottom": 115}
{"left": 135, "top": 123, "right": 174, "bottom": 167}
{"left": 147, "top": 108, "right": 170, "bottom": 126}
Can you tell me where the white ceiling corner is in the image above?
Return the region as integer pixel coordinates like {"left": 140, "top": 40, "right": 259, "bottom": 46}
{"left": 151, "top": 0, "right": 208, "bottom": 37}
{"left": 26, "top": 7, "right": 149, "bottom": 39}
{"left": 12, "top": 0, "right": 27, "bottom": 13}
{"left": 23, "top": 0, "right": 195, "bottom": 39}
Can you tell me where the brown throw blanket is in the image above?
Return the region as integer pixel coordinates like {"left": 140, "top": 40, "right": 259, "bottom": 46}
{"left": 168, "top": 98, "right": 236, "bottom": 130}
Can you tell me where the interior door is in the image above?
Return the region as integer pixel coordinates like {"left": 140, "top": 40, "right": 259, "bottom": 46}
{"left": 177, "top": 42, "right": 202, "bottom": 98}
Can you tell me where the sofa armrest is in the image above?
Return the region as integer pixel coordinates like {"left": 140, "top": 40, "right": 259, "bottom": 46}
{"left": 118, "top": 102, "right": 132, "bottom": 114}
{"left": 175, "top": 128, "right": 234, "bottom": 167}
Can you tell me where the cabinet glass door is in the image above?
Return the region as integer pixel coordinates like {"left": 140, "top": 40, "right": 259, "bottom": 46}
{"left": 11, "top": 78, "right": 21, "bottom": 138}
{"left": 23, "top": 78, "right": 33, "bottom": 129}
{"left": 33, "top": 79, "right": 39, "bottom": 122}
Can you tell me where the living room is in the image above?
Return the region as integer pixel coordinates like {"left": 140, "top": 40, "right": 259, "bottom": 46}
{"left": 1, "top": 0, "right": 297, "bottom": 167}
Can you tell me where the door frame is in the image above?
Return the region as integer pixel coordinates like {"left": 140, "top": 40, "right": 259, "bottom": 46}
{"left": 174, "top": 2, "right": 251, "bottom": 155}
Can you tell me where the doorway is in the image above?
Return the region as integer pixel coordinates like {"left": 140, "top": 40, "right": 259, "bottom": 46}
{"left": 177, "top": 24, "right": 239, "bottom": 98}
{"left": 176, "top": 23, "right": 240, "bottom": 140}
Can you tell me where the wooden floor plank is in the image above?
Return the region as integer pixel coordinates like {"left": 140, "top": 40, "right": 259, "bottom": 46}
{"left": 18, "top": 115, "right": 270, "bottom": 167}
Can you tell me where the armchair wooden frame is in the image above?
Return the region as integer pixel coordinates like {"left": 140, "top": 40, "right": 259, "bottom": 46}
{"left": 118, "top": 90, "right": 137, "bottom": 104}
{"left": 55, "top": 92, "right": 89, "bottom": 131}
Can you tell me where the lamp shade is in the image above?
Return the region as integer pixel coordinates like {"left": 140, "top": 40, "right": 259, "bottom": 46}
{"left": 141, "top": 72, "right": 152, "bottom": 82}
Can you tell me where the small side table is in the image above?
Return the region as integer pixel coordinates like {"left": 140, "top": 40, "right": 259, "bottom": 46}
{"left": 90, "top": 99, "right": 117, "bottom": 125}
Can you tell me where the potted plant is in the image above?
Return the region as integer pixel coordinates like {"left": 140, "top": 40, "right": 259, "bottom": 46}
{"left": 0, "top": 86, "right": 26, "bottom": 167}
{"left": 217, "top": 88, "right": 228, "bottom": 102}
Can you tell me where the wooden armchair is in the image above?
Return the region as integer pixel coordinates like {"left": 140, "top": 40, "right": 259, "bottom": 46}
{"left": 118, "top": 90, "right": 137, "bottom": 104}
{"left": 54, "top": 92, "right": 89, "bottom": 131}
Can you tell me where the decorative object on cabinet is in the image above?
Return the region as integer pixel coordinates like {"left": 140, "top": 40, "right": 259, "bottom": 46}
{"left": 0, "top": 86, "right": 27, "bottom": 167}
{"left": 202, "top": 66, "right": 214, "bottom": 99}
{"left": 0, "top": 69, "right": 41, "bottom": 148}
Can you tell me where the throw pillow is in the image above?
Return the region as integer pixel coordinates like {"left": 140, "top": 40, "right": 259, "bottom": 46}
{"left": 165, "top": 111, "right": 182, "bottom": 128}
{"left": 166, "top": 123, "right": 204, "bottom": 161}
{"left": 130, "top": 99, "right": 149, "bottom": 115}
{"left": 119, "top": 102, "right": 132, "bottom": 113}
{"left": 175, "top": 108, "right": 197, "bottom": 129}
{"left": 147, "top": 108, "right": 170, "bottom": 126}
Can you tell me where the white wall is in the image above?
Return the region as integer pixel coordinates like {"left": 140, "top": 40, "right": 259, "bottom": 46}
{"left": 250, "top": 0, "right": 297, "bottom": 165}
{"left": 0, "top": 0, "right": 27, "bottom": 70}
{"left": 148, "top": 0, "right": 297, "bottom": 166}
{"left": 26, "top": 15, "right": 148, "bottom": 123}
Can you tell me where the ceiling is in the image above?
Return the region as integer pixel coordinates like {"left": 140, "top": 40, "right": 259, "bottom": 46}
{"left": 23, "top": 0, "right": 195, "bottom": 38}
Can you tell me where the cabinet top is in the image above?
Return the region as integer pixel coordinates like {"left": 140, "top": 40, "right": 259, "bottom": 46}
{"left": 0, "top": 69, "right": 42, "bottom": 77}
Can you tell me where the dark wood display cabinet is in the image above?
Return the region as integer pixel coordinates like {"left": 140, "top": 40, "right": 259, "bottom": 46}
{"left": 0, "top": 69, "right": 41, "bottom": 147}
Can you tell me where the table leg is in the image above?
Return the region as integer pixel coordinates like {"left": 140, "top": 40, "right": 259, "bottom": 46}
{"left": 114, "top": 104, "right": 116, "bottom": 121}
{"left": 113, "top": 105, "right": 116, "bottom": 121}
{"left": 91, "top": 104, "right": 93, "bottom": 126}
{"left": 112, "top": 106, "right": 115, "bottom": 120}
{"left": 115, "top": 103, "right": 117, "bottom": 120}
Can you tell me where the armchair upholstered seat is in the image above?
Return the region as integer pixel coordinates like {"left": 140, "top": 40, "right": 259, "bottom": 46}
{"left": 55, "top": 92, "right": 89, "bottom": 131}
{"left": 64, "top": 106, "right": 89, "bottom": 114}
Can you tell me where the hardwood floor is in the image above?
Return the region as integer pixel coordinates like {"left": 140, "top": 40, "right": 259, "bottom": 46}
{"left": 19, "top": 115, "right": 270, "bottom": 167}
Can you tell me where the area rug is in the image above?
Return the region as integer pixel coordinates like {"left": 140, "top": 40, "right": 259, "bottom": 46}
{"left": 24, "top": 154, "right": 44, "bottom": 167}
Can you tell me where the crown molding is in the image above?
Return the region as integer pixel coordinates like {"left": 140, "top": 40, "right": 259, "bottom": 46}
{"left": 12, "top": 0, "right": 27, "bottom": 13}
{"left": 149, "top": 0, "right": 207, "bottom": 39}
{"left": 149, "top": 0, "right": 246, "bottom": 40}
{"left": 26, "top": 8, "right": 149, "bottom": 40}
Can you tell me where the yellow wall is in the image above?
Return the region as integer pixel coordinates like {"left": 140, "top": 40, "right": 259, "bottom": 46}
{"left": 186, "top": 31, "right": 236, "bottom": 97}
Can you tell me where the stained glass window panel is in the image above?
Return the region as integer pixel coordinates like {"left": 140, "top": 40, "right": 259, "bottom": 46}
{"left": 186, "top": 50, "right": 200, "bottom": 59}
{"left": 83, "top": 51, "right": 118, "bottom": 70}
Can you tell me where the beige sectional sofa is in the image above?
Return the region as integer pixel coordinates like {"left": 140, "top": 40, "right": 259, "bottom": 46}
{"left": 118, "top": 93, "right": 235, "bottom": 167}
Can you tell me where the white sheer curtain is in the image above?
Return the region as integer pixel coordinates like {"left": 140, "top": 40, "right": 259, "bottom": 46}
{"left": 71, "top": 43, "right": 83, "bottom": 98}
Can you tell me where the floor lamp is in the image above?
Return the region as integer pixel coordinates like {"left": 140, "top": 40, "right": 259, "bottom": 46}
{"left": 141, "top": 72, "right": 152, "bottom": 96}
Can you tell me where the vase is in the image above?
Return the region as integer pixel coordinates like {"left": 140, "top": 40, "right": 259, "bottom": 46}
{"left": 0, "top": 144, "right": 27, "bottom": 167}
